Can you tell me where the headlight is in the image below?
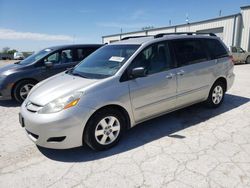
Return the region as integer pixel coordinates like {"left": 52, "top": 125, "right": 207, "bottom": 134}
{"left": 38, "top": 92, "right": 83, "bottom": 114}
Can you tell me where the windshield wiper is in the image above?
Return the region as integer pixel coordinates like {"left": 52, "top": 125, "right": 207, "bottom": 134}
{"left": 69, "top": 71, "right": 88, "bottom": 78}
{"left": 14, "top": 61, "right": 21, "bottom": 64}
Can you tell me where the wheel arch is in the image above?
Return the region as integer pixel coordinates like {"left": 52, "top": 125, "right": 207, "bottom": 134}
{"left": 11, "top": 78, "right": 39, "bottom": 99}
{"left": 85, "top": 104, "right": 132, "bottom": 131}
{"left": 213, "top": 77, "right": 227, "bottom": 91}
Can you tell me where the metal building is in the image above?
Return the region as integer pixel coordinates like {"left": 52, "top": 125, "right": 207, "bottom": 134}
{"left": 102, "top": 5, "right": 250, "bottom": 51}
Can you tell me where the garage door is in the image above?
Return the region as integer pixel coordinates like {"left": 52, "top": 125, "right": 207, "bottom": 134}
{"left": 197, "top": 27, "right": 224, "bottom": 40}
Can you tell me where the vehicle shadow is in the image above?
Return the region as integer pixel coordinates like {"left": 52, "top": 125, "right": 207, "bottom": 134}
{"left": 38, "top": 93, "right": 250, "bottom": 162}
{"left": 0, "top": 100, "right": 20, "bottom": 107}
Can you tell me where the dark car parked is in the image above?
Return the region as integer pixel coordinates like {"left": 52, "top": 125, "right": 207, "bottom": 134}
{"left": 0, "top": 44, "right": 102, "bottom": 102}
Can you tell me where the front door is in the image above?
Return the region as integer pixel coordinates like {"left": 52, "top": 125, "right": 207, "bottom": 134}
{"left": 128, "top": 42, "right": 177, "bottom": 123}
{"left": 41, "top": 49, "right": 77, "bottom": 79}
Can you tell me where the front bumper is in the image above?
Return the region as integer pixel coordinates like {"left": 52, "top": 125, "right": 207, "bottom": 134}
{"left": 20, "top": 102, "right": 95, "bottom": 149}
{"left": 0, "top": 85, "right": 12, "bottom": 100}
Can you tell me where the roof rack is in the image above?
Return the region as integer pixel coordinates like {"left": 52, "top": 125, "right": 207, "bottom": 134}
{"left": 121, "top": 35, "right": 151, "bottom": 40}
{"left": 154, "top": 32, "right": 217, "bottom": 38}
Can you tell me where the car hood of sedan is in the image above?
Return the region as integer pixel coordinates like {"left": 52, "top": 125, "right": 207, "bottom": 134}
{"left": 28, "top": 73, "right": 99, "bottom": 106}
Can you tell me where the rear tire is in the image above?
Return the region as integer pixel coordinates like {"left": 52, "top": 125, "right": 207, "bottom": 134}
{"left": 206, "top": 81, "right": 225, "bottom": 108}
{"left": 83, "top": 108, "right": 125, "bottom": 151}
{"left": 246, "top": 56, "right": 250, "bottom": 64}
{"left": 13, "top": 80, "right": 37, "bottom": 102}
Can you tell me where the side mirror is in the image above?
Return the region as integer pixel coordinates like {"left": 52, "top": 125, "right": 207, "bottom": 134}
{"left": 44, "top": 61, "right": 53, "bottom": 68}
{"left": 130, "top": 67, "right": 147, "bottom": 79}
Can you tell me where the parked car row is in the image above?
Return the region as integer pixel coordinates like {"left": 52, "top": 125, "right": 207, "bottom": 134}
{"left": 0, "top": 53, "right": 13, "bottom": 60}
{"left": 0, "top": 52, "right": 25, "bottom": 60}
{"left": 12, "top": 33, "right": 234, "bottom": 151}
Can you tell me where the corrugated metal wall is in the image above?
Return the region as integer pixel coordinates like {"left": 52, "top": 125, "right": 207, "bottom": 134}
{"left": 102, "top": 6, "right": 250, "bottom": 51}
{"left": 241, "top": 7, "right": 250, "bottom": 51}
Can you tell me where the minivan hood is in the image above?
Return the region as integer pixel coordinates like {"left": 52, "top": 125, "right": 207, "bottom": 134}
{"left": 28, "top": 73, "right": 98, "bottom": 106}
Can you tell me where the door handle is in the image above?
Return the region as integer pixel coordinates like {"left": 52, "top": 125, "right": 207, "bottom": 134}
{"left": 166, "top": 73, "right": 175, "bottom": 79}
{"left": 177, "top": 70, "right": 185, "bottom": 76}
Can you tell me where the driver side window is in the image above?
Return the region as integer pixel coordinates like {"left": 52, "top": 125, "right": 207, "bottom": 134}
{"left": 129, "top": 42, "right": 172, "bottom": 75}
{"left": 44, "top": 52, "right": 60, "bottom": 64}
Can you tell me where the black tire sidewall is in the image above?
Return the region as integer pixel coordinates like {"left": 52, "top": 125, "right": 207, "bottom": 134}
{"left": 13, "top": 80, "right": 36, "bottom": 102}
{"left": 206, "top": 81, "right": 225, "bottom": 108}
{"left": 84, "top": 109, "right": 125, "bottom": 151}
{"left": 246, "top": 56, "right": 250, "bottom": 64}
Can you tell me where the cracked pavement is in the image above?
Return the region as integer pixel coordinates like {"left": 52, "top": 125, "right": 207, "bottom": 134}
{"left": 0, "top": 61, "right": 250, "bottom": 188}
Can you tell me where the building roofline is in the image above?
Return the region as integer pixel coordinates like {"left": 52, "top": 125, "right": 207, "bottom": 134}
{"left": 241, "top": 5, "right": 250, "bottom": 9}
{"left": 102, "top": 13, "right": 241, "bottom": 38}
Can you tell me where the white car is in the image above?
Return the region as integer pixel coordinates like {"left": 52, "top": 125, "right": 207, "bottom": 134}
{"left": 230, "top": 46, "right": 250, "bottom": 64}
{"left": 14, "top": 52, "right": 25, "bottom": 60}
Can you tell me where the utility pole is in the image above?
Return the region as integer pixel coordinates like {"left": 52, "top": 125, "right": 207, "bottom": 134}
{"left": 219, "top": 10, "right": 222, "bottom": 17}
{"left": 186, "top": 14, "right": 190, "bottom": 32}
{"left": 120, "top": 28, "right": 123, "bottom": 40}
{"left": 186, "top": 13, "right": 189, "bottom": 24}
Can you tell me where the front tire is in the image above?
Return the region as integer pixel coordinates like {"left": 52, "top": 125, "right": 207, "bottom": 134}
{"left": 206, "top": 81, "right": 225, "bottom": 108}
{"left": 13, "top": 80, "right": 37, "bottom": 102}
{"left": 84, "top": 109, "right": 125, "bottom": 151}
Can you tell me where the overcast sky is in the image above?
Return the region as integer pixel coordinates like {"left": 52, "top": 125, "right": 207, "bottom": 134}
{"left": 0, "top": 0, "right": 249, "bottom": 52}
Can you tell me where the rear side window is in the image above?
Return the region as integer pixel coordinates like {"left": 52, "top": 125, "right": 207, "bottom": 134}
{"left": 205, "top": 39, "right": 228, "bottom": 59}
{"left": 172, "top": 39, "right": 208, "bottom": 66}
{"left": 76, "top": 48, "right": 98, "bottom": 61}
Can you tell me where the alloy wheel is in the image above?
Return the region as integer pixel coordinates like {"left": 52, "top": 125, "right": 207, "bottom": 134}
{"left": 212, "top": 85, "right": 223, "bottom": 104}
{"left": 19, "top": 84, "right": 34, "bottom": 100}
{"left": 94, "top": 116, "right": 121, "bottom": 145}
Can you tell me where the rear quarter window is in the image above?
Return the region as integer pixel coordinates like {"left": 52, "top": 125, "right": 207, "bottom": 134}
{"left": 204, "top": 39, "right": 228, "bottom": 59}
{"left": 172, "top": 39, "right": 208, "bottom": 66}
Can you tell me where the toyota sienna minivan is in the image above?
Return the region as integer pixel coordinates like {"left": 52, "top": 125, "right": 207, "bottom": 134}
{"left": 0, "top": 44, "right": 102, "bottom": 102}
{"left": 20, "top": 33, "right": 235, "bottom": 151}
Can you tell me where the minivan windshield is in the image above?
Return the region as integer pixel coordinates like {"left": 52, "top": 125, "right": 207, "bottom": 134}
{"left": 71, "top": 45, "right": 140, "bottom": 79}
{"left": 19, "top": 49, "right": 53, "bottom": 65}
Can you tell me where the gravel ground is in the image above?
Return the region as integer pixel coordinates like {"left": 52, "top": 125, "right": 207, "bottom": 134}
{"left": 0, "top": 60, "right": 18, "bottom": 65}
{"left": 0, "top": 64, "right": 250, "bottom": 188}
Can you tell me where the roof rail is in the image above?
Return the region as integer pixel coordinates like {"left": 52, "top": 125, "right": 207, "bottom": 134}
{"left": 121, "top": 35, "right": 151, "bottom": 40}
{"left": 154, "top": 32, "right": 217, "bottom": 38}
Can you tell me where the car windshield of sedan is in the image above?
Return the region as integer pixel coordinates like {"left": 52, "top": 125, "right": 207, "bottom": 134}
{"left": 18, "top": 49, "right": 52, "bottom": 65}
{"left": 71, "top": 45, "right": 140, "bottom": 79}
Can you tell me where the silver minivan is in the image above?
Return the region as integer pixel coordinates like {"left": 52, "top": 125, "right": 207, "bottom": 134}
{"left": 20, "top": 33, "right": 235, "bottom": 150}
